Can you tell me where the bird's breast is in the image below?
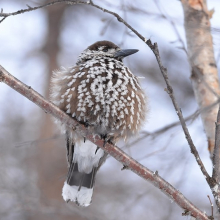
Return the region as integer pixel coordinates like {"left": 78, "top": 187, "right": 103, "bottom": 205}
{"left": 51, "top": 58, "right": 146, "bottom": 139}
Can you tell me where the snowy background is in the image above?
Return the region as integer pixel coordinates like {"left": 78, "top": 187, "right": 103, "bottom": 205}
{"left": 0, "top": 0, "right": 220, "bottom": 219}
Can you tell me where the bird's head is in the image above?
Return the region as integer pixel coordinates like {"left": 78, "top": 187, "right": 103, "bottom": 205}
{"left": 77, "top": 40, "right": 138, "bottom": 64}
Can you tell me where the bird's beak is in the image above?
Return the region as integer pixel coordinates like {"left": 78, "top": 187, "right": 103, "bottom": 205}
{"left": 114, "top": 49, "right": 139, "bottom": 59}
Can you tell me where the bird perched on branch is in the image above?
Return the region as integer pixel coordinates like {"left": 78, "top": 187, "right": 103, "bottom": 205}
{"left": 50, "top": 40, "right": 146, "bottom": 206}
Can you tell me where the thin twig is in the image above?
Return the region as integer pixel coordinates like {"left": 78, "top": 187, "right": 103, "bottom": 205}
{"left": 0, "top": 0, "right": 75, "bottom": 22}
{"left": 148, "top": 41, "right": 212, "bottom": 179}
{"left": 137, "top": 134, "right": 173, "bottom": 161}
{"left": 207, "top": 195, "right": 214, "bottom": 220}
{"left": 14, "top": 134, "right": 63, "bottom": 148}
{"left": 153, "top": 0, "right": 187, "bottom": 54}
{"left": 0, "top": 65, "right": 209, "bottom": 220}
{"left": 212, "top": 105, "right": 220, "bottom": 195}
{"left": 126, "top": 99, "right": 220, "bottom": 148}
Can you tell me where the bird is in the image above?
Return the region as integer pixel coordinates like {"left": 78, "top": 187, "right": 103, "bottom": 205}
{"left": 50, "top": 40, "right": 147, "bottom": 207}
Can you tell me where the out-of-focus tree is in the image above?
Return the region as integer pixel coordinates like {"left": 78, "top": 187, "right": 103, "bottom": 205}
{"left": 182, "top": 0, "right": 220, "bottom": 155}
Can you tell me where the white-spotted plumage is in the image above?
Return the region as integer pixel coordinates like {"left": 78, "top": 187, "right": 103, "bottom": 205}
{"left": 50, "top": 40, "right": 147, "bottom": 207}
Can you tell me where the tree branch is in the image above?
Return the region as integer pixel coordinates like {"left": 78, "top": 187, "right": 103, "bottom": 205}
{"left": 0, "top": 65, "right": 210, "bottom": 220}
{"left": 212, "top": 106, "right": 220, "bottom": 211}
{"left": 0, "top": 0, "right": 74, "bottom": 22}
{"left": 213, "top": 108, "right": 220, "bottom": 182}
{"left": 148, "top": 41, "right": 213, "bottom": 179}
{"left": 126, "top": 99, "right": 220, "bottom": 149}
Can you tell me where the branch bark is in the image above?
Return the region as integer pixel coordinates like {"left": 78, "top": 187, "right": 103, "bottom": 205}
{"left": 212, "top": 107, "right": 220, "bottom": 211}
{"left": 0, "top": 65, "right": 210, "bottom": 220}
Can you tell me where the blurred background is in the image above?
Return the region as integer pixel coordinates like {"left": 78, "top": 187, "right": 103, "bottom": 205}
{"left": 0, "top": 0, "right": 220, "bottom": 219}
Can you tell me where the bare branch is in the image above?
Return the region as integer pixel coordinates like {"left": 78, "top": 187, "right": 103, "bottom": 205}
{"left": 147, "top": 41, "right": 212, "bottom": 182}
{"left": 14, "top": 134, "right": 63, "bottom": 148}
{"left": 207, "top": 195, "right": 214, "bottom": 220}
{"left": 212, "top": 106, "right": 220, "bottom": 209}
{"left": 0, "top": 66, "right": 210, "bottom": 220}
{"left": 213, "top": 108, "right": 220, "bottom": 180}
{"left": 0, "top": 1, "right": 59, "bottom": 22}
{"left": 0, "top": 0, "right": 149, "bottom": 44}
{"left": 153, "top": 0, "right": 187, "bottom": 54}
{"left": 127, "top": 99, "right": 220, "bottom": 149}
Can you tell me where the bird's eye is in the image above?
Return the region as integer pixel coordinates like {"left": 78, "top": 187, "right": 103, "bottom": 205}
{"left": 102, "top": 48, "right": 108, "bottom": 52}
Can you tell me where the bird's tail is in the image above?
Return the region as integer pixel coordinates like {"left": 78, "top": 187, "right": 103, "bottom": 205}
{"left": 62, "top": 133, "right": 106, "bottom": 206}
{"left": 62, "top": 162, "right": 97, "bottom": 206}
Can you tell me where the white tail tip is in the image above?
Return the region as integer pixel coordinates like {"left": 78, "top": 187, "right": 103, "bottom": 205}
{"left": 62, "top": 181, "right": 93, "bottom": 207}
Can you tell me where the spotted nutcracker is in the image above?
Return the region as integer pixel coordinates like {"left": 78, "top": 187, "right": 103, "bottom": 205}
{"left": 50, "top": 40, "right": 147, "bottom": 206}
